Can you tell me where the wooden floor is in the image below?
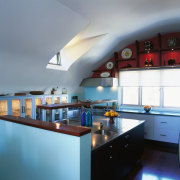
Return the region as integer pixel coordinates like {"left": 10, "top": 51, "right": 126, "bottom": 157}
{"left": 126, "top": 143, "right": 180, "bottom": 180}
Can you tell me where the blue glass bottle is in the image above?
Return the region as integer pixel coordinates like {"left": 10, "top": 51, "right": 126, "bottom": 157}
{"left": 86, "top": 108, "right": 92, "bottom": 127}
{"left": 81, "top": 108, "right": 86, "bottom": 126}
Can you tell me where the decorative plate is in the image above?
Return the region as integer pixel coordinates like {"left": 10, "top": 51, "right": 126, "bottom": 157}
{"left": 121, "top": 48, "right": 132, "bottom": 59}
{"left": 106, "top": 61, "right": 114, "bottom": 69}
{"left": 100, "top": 72, "right": 110, "bottom": 78}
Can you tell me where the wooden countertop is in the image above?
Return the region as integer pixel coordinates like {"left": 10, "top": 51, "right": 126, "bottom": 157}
{"left": 0, "top": 115, "right": 91, "bottom": 137}
{"left": 37, "top": 99, "right": 117, "bottom": 110}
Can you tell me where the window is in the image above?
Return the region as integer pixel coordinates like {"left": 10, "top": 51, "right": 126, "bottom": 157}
{"left": 122, "top": 87, "right": 138, "bottom": 105}
{"left": 164, "top": 87, "right": 180, "bottom": 107}
{"left": 142, "top": 87, "right": 160, "bottom": 106}
{"left": 119, "top": 69, "right": 180, "bottom": 108}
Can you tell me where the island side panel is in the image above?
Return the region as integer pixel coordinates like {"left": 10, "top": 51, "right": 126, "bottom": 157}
{"left": 0, "top": 120, "right": 91, "bottom": 180}
{"left": 80, "top": 133, "right": 91, "bottom": 180}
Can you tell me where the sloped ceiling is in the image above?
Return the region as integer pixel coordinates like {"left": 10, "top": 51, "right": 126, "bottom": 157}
{"left": 0, "top": 0, "right": 180, "bottom": 95}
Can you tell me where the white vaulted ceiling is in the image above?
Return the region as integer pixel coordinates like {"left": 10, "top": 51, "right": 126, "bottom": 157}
{"left": 0, "top": 0, "right": 180, "bottom": 94}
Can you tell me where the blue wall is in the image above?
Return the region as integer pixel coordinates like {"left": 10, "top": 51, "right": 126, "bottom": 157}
{"left": 68, "top": 93, "right": 84, "bottom": 102}
{"left": 84, "top": 87, "right": 119, "bottom": 105}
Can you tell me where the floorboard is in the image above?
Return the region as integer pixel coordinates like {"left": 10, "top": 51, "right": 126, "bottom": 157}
{"left": 126, "top": 143, "right": 180, "bottom": 180}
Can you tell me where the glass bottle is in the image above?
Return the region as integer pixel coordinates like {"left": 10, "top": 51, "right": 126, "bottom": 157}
{"left": 149, "top": 58, "right": 153, "bottom": 66}
{"left": 81, "top": 108, "right": 86, "bottom": 126}
{"left": 86, "top": 108, "right": 92, "bottom": 127}
{"left": 145, "top": 58, "right": 148, "bottom": 67}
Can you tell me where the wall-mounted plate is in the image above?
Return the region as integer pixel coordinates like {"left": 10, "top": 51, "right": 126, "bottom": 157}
{"left": 100, "top": 72, "right": 110, "bottom": 77}
{"left": 106, "top": 62, "right": 114, "bottom": 69}
{"left": 121, "top": 48, "right": 132, "bottom": 59}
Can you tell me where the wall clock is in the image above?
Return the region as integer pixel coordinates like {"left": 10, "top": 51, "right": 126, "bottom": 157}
{"left": 106, "top": 61, "right": 114, "bottom": 69}
{"left": 121, "top": 48, "right": 132, "bottom": 59}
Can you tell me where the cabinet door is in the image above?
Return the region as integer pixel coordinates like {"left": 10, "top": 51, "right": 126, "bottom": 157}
{"left": 22, "top": 97, "right": 33, "bottom": 119}
{"left": 61, "top": 95, "right": 68, "bottom": 103}
{"left": 11, "top": 98, "right": 22, "bottom": 117}
{"left": 0, "top": 100, "right": 8, "bottom": 116}
{"left": 45, "top": 97, "right": 52, "bottom": 105}
{"left": 91, "top": 144, "right": 113, "bottom": 180}
{"left": 45, "top": 96, "right": 53, "bottom": 121}
{"left": 113, "top": 124, "right": 144, "bottom": 180}
{"left": 35, "top": 97, "right": 43, "bottom": 120}
{"left": 54, "top": 96, "right": 60, "bottom": 104}
{"left": 53, "top": 96, "right": 61, "bottom": 120}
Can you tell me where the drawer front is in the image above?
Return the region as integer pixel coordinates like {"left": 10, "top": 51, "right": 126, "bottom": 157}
{"left": 154, "top": 116, "right": 180, "bottom": 131}
{"left": 154, "top": 129, "right": 179, "bottom": 143}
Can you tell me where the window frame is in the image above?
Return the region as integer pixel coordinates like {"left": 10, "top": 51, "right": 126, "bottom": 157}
{"left": 119, "top": 69, "right": 180, "bottom": 110}
{"left": 120, "top": 86, "right": 180, "bottom": 110}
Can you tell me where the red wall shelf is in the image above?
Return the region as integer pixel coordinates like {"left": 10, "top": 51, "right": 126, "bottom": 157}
{"left": 118, "top": 58, "right": 136, "bottom": 62}
{"left": 91, "top": 32, "right": 180, "bottom": 78}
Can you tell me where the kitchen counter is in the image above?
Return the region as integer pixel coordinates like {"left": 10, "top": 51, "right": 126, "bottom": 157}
{"left": 65, "top": 116, "right": 144, "bottom": 151}
{"left": 0, "top": 115, "right": 91, "bottom": 137}
{"left": 91, "top": 116, "right": 144, "bottom": 151}
{"left": 37, "top": 99, "right": 117, "bottom": 110}
{"left": 0, "top": 115, "right": 144, "bottom": 150}
{"left": 118, "top": 108, "right": 180, "bottom": 117}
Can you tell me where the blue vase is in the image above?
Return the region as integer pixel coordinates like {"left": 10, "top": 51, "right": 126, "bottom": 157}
{"left": 86, "top": 108, "right": 92, "bottom": 127}
{"left": 81, "top": 108, "right": 86, "bottom": 126}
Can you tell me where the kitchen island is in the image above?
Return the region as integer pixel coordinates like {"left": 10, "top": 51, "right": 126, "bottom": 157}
{"left": 0, "top": 115, "right": 144, "bottom": 180}
{"left": 66, "top": 116, "right": 144, "bottom": 180}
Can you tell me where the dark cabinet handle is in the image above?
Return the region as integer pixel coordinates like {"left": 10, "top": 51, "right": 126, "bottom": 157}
{"left": 125, "top": 134, "right": 130, "bottom": 139}
{"left": 21, "top": 106, "right": 25, "bottom": 113}
{"left": 160, "top": 134, "right": 166, "bottom": 137}
{"left": 124, "top": 144, "right": 129, "bottom": 148}
{"left": 160, "top": 122, "right": 167, "bottom": 123}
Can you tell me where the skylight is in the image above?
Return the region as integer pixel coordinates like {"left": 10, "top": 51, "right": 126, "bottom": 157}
{"left": 46, "top": 34, "right": 106, "bottom": 71}
{"left": 48, "top": 52, "right": 61, "bottom": 66}
{"left": 46, "top": 51, "right": 69, "bottom": 71}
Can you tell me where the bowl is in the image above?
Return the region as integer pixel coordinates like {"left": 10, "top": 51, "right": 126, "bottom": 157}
{"left": 144, "top": 107, "right": 151, "bottom": 113}
{"left": 30, "top": 91, "right": 44, "bottom": 95}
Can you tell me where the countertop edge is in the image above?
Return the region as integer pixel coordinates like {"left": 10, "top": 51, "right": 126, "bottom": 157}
{"left": 0, "top": 115, "right": 91, "bottom": 137}
{"left": 117, "top": 109, "right": 180, "bottom": 117}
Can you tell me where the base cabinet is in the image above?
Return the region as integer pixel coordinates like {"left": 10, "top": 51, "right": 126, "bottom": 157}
{"left": 91, "top": 124, "right": 144, "bottom": 180}
{"left": 119, "top": 112, "right": 180, "bottom": 144}
{"left": 119, "top": 112, "right": 154, "bottom": 140}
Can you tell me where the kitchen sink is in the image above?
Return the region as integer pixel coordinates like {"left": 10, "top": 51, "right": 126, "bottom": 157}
{"left": 94, "top": 129, "right": 117, "bottom": 136}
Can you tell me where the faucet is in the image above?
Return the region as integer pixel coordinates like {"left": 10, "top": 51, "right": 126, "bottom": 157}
{"left": 100, "top": 123, "right": 103, "bottom": 130}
